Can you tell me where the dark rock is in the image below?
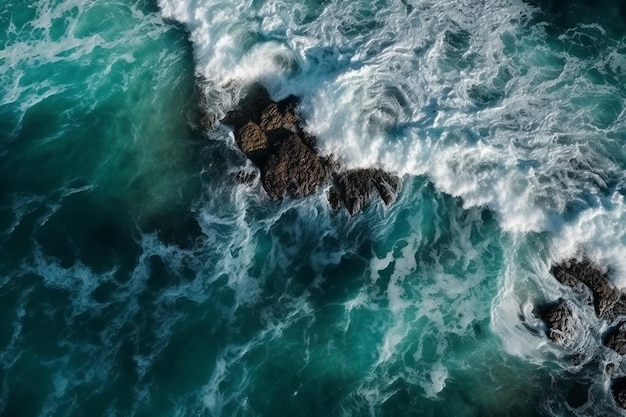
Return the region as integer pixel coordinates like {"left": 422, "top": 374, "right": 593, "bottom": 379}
{"left": 612, "top": 294, "right": 626, "bottom": 317}
{"left": 266, "top": 127, "right": 296, "bottom": 145}
{"left": 332, "top": 170, "right": 373, "bottom": 215}
{"left": 261, "top": 135, "right": 328, "bottom": 199}
{"left": 327, "top": 187, "right": 342, "bottom": 210}
{"left": 220, "top": 83, "right": 401, "bottom": 213}
{"left": 612, "top": 377, "right": 626, "bottom": 409}
{"left": 371, "top": 169, "right": 401, "bottom": 206}
{"left": 551, "top": 259, "right": 619, "bottom": 319}
{"left": 539, "top": 299, "right": 578, "bottom": 346}
{"left": 607, "top": 363, "right": 616, "bottom": 377}
{"left": 222, "top": 83, "right": 274, "bottom": 129}
{"left": 329, "top": 168, "right": 400, "bottom": 215}
{"left": 605, "top": 322, "right": 626, "bottom": 355}
{"left": 235, "top": 170, "right": 257, "bottom": 185}
{"left": 236, "top": 122, "right": 269, "bottom": 163}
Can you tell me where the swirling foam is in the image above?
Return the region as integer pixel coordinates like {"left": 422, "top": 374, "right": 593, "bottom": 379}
{"left": 159, "top": 0, "right": 625, "bottom": 238}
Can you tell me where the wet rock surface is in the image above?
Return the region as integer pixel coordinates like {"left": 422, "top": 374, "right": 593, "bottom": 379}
{"left": 329, "top": 169, "right": 401, "bottom": 215}
{"left": 539, "top": 299, "right": 579, "bottom": 346}
{"left": 551, "top": 259, "right": 620, "bottom": 319}
{"left": 221, "top": 84, "right": 400, "bottom": 213}
{"left": 261, "top": 134, "right": 329, "bottom": 199}
{"left": 604, "top": 322, "right": 626, "bottom": 355}
{"left": 613, "top": 377, "right": 626, "bottom": 409}
{"left": 545, "top": 257, "right": 626, "bottom": 409}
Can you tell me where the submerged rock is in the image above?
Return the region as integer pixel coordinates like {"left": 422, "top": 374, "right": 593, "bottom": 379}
{"left": 604, "top": 322, "right": 626, "bottom": 355}
{"left": 551, "top": 258, "right": 620, "bottom": 319}
{"left": 235, "top": 170, "right": 257, "bottom": 185}
{"left": 329, "top": 168, "right": 400, "bottom": 215}
{"left": 539, "top": 299, "right": 579, "bottom": 346}
{"left": 221, "top": 83, "right": 400, "bottom": 213}
{"left": 612, "top": 377, "right": 626, "bottom": 409}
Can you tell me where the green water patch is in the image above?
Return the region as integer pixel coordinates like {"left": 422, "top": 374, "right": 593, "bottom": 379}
{"left": 524, "top": 0, "right": 626, "bottom": 35}
{"left": 182, "top": 177, "right": 567, "bottom": 417}
{"left": 0, "top": 0, "right": 207, "bottom": 271}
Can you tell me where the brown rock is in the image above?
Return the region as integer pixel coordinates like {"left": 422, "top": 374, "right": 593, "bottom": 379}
{"left": 261, "top": 135, "right": 328, "bottom": 199}
{"left": 540, "top": 299, "right": 578, "bottom": 346}
{"left": 220, "top": 83, "right": 401, "bottom": 213}
{"left": 605, "top": 322, "right": 626, "bottom": 355}
{"left": 259, "top": 103, "right": 282, "bottom": 131}
{"left": 236, "top": 122, "right": 268, "bottom": 160}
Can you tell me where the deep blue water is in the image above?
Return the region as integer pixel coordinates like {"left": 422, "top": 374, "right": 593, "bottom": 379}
{"left": 1, "top": 0, "right": 626, "bottom": 416}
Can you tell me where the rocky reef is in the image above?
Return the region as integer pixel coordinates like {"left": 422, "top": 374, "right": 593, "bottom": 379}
{"left": 221, "top": 83, "right": 401, "bottom": 214}
{"left": 540, "top": 257, "right": 626, "bottom": 408}
{"left": 605, "top": 322, "right": 626, "bottom": 356}
{"left": 551, "top": 259, "right": 626, "bottom": 320}
{"left": 539, "top": 298, "right": 580, "bottom": 346}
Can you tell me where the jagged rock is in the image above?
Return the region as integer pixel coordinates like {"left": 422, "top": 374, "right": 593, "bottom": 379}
{"left": 540, "top": 299, "right": 578, "bottom": 346}
{"left": 329, "top": 168, "right": 400, "bottom": 215}
{"left": 222, "top": 84, "right": 274, "bottom": 129}
{"left": 612, "top": 377, "right": 626, "bottom": 409}
{"left": 551, "top": 259, "right": 620, "bottom": 319}
{"left": 236, "top": 122, "right": 268, "bottom": 162}
{"left": 332, "top": 171, "right": 373, "bottom": 215}
{"left": 612, "top": 294, "right": 626, "bottom": 318}
{"left": 220, "top": 83, "right": 401, "bottom": 213}
{"left": 259, "top": 102, "right": 299, "bottom": 133}
{"left": 605, "top": 322, "right": 626, "bottom": 355}
{"left": 261, "top": 135, "right": 329, "bottom": 199}
{"left": 327, "top": 187, "right": 342, "bottom": 210}
{"left": 371, "top": 169, "right": 401, "bottom": 205}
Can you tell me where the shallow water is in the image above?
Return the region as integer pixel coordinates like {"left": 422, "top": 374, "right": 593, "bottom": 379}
{"left": 1, "top": 0, "right": 626, "bottom": 416}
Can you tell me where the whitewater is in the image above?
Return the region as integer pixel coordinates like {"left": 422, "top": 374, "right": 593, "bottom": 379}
{"left": 1, "top": 0, "right": 626, "bottom": 415}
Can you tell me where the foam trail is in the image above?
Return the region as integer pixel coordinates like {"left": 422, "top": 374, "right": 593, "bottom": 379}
{"left": 160, "top": 0, "right": 626, "bottom": 238}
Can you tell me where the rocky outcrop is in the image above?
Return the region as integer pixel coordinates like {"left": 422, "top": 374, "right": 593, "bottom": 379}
{"left": 261, "top": 134, "right": 329, "bottom": 199}
{"left": 551, "top": 259, "right": 620, "bottom": 319}
{"left": 539, "top": 299, "right": 579, "bottom": 346}
{"left": 605, "top": 322, "right": 626, "bottom": 355}
{"left": 546, "top": 257, "right": 626, "bottom": 409}
{"left": 221, "top": 83, "right": 400, "bottom": 213}
{"left": 328, "top": 169, "right": 401, "bottom": 215}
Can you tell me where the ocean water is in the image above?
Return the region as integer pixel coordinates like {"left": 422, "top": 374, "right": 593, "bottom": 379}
{"left": 1, "top": 0, "right": 626, "bottom": 416}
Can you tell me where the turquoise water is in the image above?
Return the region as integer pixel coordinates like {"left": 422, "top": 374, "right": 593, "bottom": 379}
{"left": 1, "top": 0, "right": 626, "bottom": 416}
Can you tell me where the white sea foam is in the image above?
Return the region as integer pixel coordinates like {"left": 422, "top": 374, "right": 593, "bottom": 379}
{"left": 551, "top": 192, "right": 626, "bottom": 288}
{"left": 159, "top": 0, "right": 625, "bottom": 242}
